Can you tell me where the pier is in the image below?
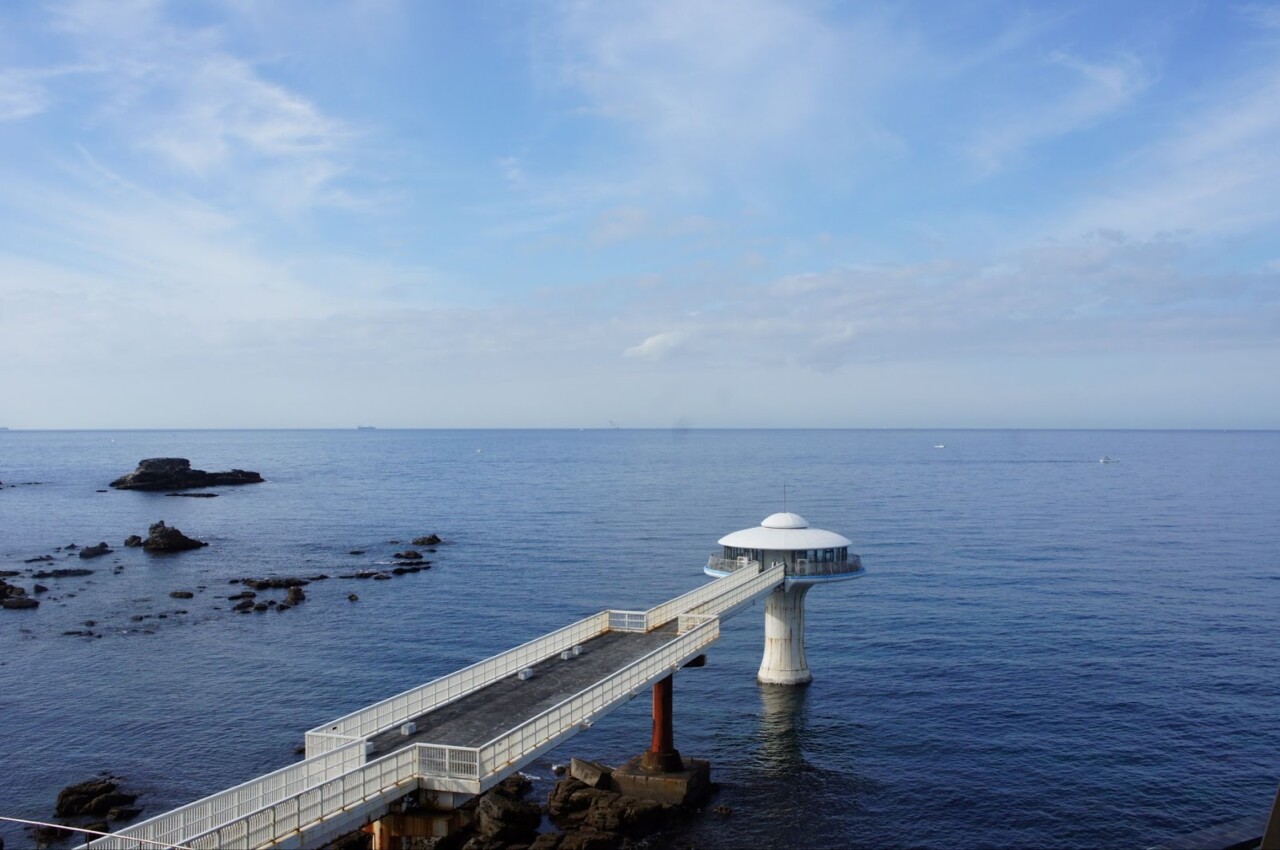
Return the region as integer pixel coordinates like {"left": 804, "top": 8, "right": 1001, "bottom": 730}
{"left": 80, "top": 513, "right": 865, "bottom": 850}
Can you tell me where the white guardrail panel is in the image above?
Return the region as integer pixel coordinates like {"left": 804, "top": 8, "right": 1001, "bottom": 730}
{"left": 607, "top": 610, "right": 647, "bottom": 631}
{"left": 475, "top": 617, "right": 722, "bottom": 782}
{"left": 687, "top": 565, "right": 785, "bottom": 620}
{"left": 307, "top": 611, "right": 611, "bottom": 749}
{"left": 644, "top": 564, "right": 763, "bottom": 629}
{"left": 83, "top": 741, "right": 367, "bottom": 850}
{"left": 183, "top": 747, "right": 420, "bottom": 850}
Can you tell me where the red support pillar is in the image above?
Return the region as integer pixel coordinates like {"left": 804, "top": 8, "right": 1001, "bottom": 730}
{"left": 640, "top": 674, "right": 683, "bottom": 773}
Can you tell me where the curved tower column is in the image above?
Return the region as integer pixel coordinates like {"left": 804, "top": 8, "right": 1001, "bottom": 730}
{"left": 758, "top": 583, "right": 813, "bottom": 685}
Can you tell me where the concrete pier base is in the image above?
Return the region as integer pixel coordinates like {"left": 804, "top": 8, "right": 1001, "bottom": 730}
{"left": 612, "top": 756, "right": 711, "bottom": 807}
{"left": 758, "top": 583, "right": 813, "bottom": 686}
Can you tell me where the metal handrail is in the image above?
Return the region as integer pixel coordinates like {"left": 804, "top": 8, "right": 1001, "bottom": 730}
{"left": 476, "top": 616, "right": 721, "bottom": 781}
{"left": 645, "top": 564, "right": 761, "bottom": 628}
{"left": 306, "top": 611, "right": 611, "bottom": 749}
{"left": 84, "top": 741, "right": 366, "bottom": 850}
{"left": 790, "top": 554, "right": 863, "bottom": 577}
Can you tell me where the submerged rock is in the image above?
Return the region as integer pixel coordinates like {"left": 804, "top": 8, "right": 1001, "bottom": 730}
{"left": 110, "top": 458, "right": 263, "bottom": 492}
{"left": 412, "top": 534, "right": 442, "bottom": 546}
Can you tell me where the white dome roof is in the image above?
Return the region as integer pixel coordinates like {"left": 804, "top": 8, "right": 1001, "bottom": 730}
{"left": 761, "top": 512, "right": 808, "bottom": 529}
{"left": 718, "top": 513, "right": 852, "bottom": 551}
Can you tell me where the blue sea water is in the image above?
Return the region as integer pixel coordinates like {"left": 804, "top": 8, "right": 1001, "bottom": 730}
{"left": 1, "top": 429, "right": 1278, "bottom": 849}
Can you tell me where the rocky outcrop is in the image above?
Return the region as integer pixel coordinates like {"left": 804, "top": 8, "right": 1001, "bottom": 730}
{"left": 124, "top": 535, "right": 143, "bottom": 547}
{"left": 142, "top": 521, "right": 207, "bottom": 552}
{"left": 110, "top": 458, "right": 263, "bottom": 491}
{"left": 412, "top": 534, "right": 442, "bottom": 546}
{"left": 31, "top": 568, "right": 93, "bottom": 578}
{"left": 55, "top": 777, "right": 140, "bottom": 818}
{"left": 79, "top": 542, "right": 111, "bottom": 559}
{"left": 2, "top": 577, "right": 38, "bottom": 609}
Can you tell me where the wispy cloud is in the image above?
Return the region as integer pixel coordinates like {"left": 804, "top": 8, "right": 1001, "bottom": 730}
{"left": 624, "top": 329, "right": 690, "bottom": 360}
{"left": 547, "top": 0, "right": 914, "bottom": 189}
{"left": 965, "top": 50, "right": 1153, "bottom": 175}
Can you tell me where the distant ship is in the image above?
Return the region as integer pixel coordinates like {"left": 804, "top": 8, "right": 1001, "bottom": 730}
{"left": 356, "top": 426, "right": 377, "bottom": 430}
{"left": 1099, "top": 456, "right": 1118, "bottom": 463}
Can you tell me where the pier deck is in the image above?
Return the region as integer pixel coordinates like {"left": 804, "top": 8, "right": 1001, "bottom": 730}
{"left": 80, "top": 563, "right": 786, "bottom": 850}
{"left": 368, "top": 625, "right": 678, "bottom": 756}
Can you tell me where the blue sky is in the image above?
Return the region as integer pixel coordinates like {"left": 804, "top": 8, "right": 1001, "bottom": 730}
{"left": 1, "top": 0, "right": 1278, "bottom": 428}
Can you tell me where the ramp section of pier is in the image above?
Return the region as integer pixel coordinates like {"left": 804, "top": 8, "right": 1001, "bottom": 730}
{"left": 82, "top": 564, "right": 784, "bottom": 850}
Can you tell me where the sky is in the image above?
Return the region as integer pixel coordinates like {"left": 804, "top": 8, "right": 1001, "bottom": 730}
{"left": 1, "top": 0, "right": 1278, "bottom": 429}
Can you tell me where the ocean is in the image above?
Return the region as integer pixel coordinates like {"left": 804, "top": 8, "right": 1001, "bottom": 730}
{"left": 1, "top": 429, "right": 1278, "bottom": 849}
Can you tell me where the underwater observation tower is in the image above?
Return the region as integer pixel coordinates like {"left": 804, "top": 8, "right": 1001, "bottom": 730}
{"left": 706, "top": 512, "right": 864, "bottom": 685}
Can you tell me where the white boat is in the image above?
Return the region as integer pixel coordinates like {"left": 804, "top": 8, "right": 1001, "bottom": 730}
{"left": 1099, "top": 456, "right": 1118, "bottom": 463}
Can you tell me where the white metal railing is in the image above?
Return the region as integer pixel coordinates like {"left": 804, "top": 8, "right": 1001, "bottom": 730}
{"left": 83, "top": 741, "right": 367, "bottom": 850}
{"left": 607, "top": 610, "right": 647, "bottom": 631}
{"left": 676, "top": 612, "right": 715, "bottom": 634}
{"left": 705, "top": 555, "right": 761, "bottom": 575}
{"left": 415, "top": 742, "right": 481, "bottom": 780}
{"left": 89, "top": 619, "right": 722, "bottom": 850}
{"left": 688, "top": 564, "right": 785, "bottom": 620}
{"left": 644, "top": 565, "right": 761, "bottom": 629}
{"left": 303, "top": 731, "right": 364, "bottom": 758}
{"left": 790, "top": 554, "right": 864, "bottom": 577}
{"left": 306, "top": 611, "right": 611, "bottom": 754}
{"left": 181, "top": 747, "right": 420, "bottom": 850}
{"left": 476, "top": 616, "right": 721, "bottom": 781}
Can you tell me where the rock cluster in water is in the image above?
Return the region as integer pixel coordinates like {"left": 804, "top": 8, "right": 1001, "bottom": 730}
{"left": 363, "top": 760, "right": 700, "bottom": 850}
{"left": 141, "top": 521, "right": 207, "bottom": 552}
{"left": 109, "top": 458, "right": 263, "bottom": 491}
{"left": 30, "top": 775, "right": 144, "bottom": 845}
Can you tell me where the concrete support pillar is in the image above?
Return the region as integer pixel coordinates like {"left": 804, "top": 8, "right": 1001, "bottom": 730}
{"left": 758, "top": 583, "right": 813, "bottom": 686}
{"left": 640, "top": 674, "right": 683, "bottom": 772}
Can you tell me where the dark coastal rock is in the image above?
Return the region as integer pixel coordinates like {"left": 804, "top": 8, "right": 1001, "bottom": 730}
{"left": 412, "top": 534, "right": 442, "bottom": 546}
{"left": 2, "top": 596, "right": 39, "bottom": 609}
{"left": 233, "top": 600, "right": 255, "bottom": 612}
{"left": 0, "top": 569, "right": 20, "bottom": 576}
{"left": 32, "top": 823, "right": 76, "bottom": 847}
{"left": 169, "top": 591, "right": 194, "bottom": 599}
{"left": 33, "top": 584, "right": 48, "bottom": 593}
{"left": 123, "top": 535, "right": 143, "bottom": 547}
{"left": 546, "top": 773, "right": 687, "bottom": 847}
{"left": 228, "top": 591, "right": 257, "bottom": 601}
{"left": 348, "top": 593, "right": 359, "bottom": 602}
{"left": 31, "top": 568, "right": 93, "bottom": 579}
{"left": 142, "top": 521, "right": 207, "bottom": 552}
{"left": 79, "top": 542, "right": 111, "bottom": 559}
{"left": 348, "top": 549, "right": 366, "bottom": 555}
{"left": 55, "top": 778, "right": 135, "bottom": 817}
{"left": 110, "top": 458, "right": 263, "bottom": 492}
{"left": 165, "top": 492, "right": 218, "bottom": 498}
{"left": 285, "top": 586, "right": 306, "bottom": 604}
{"left": 393, "top": 550, "right": 422, "bottom": 560}
{"left": 242, "top": 577, "right": 308, "bottom": 590}
{"left": 23, "top": 555, "right": 54, "bottom": 563}
{"left": 474, "top": 776, "right": 541, "bottom": 845}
